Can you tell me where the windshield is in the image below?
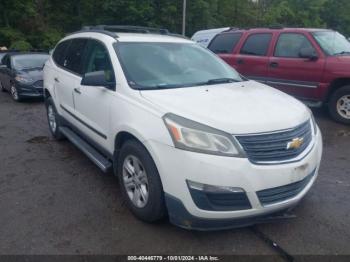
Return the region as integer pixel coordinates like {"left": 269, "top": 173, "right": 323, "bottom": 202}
{"left": 115, "top": 42, "right": 242, "bottom": 90}
{"left": 312, "top": 31, "right": 350, "bottom": 56}
{"left": 12, "top": 54, "right": 49, "bottom": 70}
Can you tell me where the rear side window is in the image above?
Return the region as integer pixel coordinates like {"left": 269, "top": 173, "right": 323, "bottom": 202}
{"left": 0, "top": 53, "right": 6, "bottom": 63}
{"left": 208, "top": 33, "right": 242, "bottom": 54}
{"left": 53, "top": 40, "right": 70, "bottom": 67}
{"left": 1, "top": 55, "right": 9, "bottom": 67}
{"left": 240, "top": 33, "right": 272, "bottom": 56}
{"left": 63, "top": 38, "right": 88, "bottom": 75}
{"left": 274, "top": 33, "right": 315, "bottom": 58}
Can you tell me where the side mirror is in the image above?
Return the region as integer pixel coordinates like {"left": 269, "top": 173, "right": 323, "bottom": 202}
{"left": 81, "top": 71, "right": 115, "bottom": 89}
{"left": 299, "top": 48, "right": 318, "bottom": 61}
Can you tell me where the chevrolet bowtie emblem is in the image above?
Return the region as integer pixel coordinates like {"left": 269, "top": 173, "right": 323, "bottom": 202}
{"left": 286, "top": 137, "right": 304, "bottom": 150}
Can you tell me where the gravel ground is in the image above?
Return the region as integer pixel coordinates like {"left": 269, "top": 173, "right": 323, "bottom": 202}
{"left": 0, "top": 91, "right": 349, "bottom": 256}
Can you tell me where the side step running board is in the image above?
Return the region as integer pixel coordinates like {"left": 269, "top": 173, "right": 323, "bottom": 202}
{"left": 59, "top": 127, "right": 112, "bottom": 173}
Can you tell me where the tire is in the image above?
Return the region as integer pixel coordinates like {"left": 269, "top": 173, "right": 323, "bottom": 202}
{"left": 0, "top": 81, "right": 6, "bottom": 92}
{"left": 328, "top": 85, "right": 350, "bottom": 124}
{"left": 45, "top": 97, "right": 65, "bottom": 140}
{"left": 10, "top": 84, "right": 21, "bottom": 102}
{"left": 116, "top": 139, "right": 166, "bottom": 223}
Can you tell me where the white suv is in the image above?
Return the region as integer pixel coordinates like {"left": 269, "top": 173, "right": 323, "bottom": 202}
{"left": 43, "top": 26, "right": 322, "bottom": 230}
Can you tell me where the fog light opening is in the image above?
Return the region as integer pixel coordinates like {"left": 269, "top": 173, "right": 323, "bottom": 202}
{"left": 186, "top": 180, "right": 244, "bottom": 193}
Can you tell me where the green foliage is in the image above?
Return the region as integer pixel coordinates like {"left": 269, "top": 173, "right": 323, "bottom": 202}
{"left": 0, "top": 27, "right": 25, "bottom": 47}
{"left": 0, "top": 0, "right": 349, "bottom": 50}
{"left": 9, "top": 40, "right": 32, "bottom": 51}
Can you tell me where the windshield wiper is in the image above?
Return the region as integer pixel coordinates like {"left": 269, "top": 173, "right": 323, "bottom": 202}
{"left": 21, "top": 66, "right": 43, "bottom": 71}
{"left": 204, "top": 78, "right": 241, "bottom": 85}
{"left": 144, "top": 83, "right": 186, "bottom": 90}
{"left": 137, "top": 78, "right": 241, "bottom": 90}
{"left": 333, "top": 51, "right": 350, "bottom": 56}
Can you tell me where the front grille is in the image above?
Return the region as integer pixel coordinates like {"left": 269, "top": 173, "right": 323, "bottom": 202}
{"left": 33, "top": 80, "right": 43, "bottom": 88}
{"left": 236, "top": 120, "right": 312, "bottom": 164}
{"left": 257, "top": 169, "right": 316, "bottom": 206}
{"left": 189, "top": 189, "right": 252, "bottom": 211}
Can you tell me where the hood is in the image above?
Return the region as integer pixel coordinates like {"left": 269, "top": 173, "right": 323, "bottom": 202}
{"left": 140, "top": 81, "right": 310, "bottom": 134}
{"left": 327, "top": 55, "right": 350, "bottom": 63}
{"left": 325, "top": 56, "right": 350, "bottom": 76}
{"left": 17, "top": 68, "right": 43, "bottom": 82}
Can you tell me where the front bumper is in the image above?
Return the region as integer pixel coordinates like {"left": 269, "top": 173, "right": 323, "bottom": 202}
{"left": 145, "top": 127, "right": 322, "bottom": 230}
{"left": 15, "top": 81, "right": 43, "bottom": 97}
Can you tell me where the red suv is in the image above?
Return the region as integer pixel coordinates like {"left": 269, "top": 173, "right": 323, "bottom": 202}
{"left": 208, "top": 27, "right": 350, "bottom": 124}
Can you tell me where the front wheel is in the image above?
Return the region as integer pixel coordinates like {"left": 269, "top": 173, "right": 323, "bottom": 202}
{"left": 0, "top": 81, "right": 6, "bottom": 92}
{"left": 45, "top": 97, "right": 65, "bottom": 140}
{"left": 10, "top": 84, "right": 21, "bottom": 101}
{"left": 116, "top": 140, "right": 166, "bottom": 223}
{"left": 329, "top": 85, "right": 350, "bottom": 124}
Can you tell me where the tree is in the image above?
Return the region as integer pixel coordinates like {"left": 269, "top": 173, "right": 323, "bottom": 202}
{"left": 0, "top": 0, "right": 349, "bottom": 49}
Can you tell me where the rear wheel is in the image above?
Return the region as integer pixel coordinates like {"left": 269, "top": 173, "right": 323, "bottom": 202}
{"left": 116, "top": 140, "right": 166, "bottom": 223}
{"left": 329, "top": 85, "right": 350, "bottom": 124}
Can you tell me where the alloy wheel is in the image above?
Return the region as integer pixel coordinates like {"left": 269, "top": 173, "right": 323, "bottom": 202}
{"left": 10, "top": 85, "right": 19, "bottom": 101}
{"left": 122, "top": 155, "right": 149, "bottom": 208}
{"left": 47, "top": 105, "right": 57, "bottom": 132}
{"left": 336, "top": 95, "right": 350, "bottom": 120}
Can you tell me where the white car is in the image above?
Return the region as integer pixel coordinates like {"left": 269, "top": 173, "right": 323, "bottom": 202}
{"left": 43, "top": 25, "right": 322, "bottom": 230}
{"left": 191, "top": 27, "right": 231, "bottom": 47}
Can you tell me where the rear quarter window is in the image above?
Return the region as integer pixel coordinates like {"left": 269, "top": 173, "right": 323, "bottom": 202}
{"left": 53, "top": 40, "right": 71, "bottom": 67}
{"left": 62, "top": 38, "right": 88, "bottom": 75}
{"left": 208, "top": 33, "right": 242, "bottom": 54}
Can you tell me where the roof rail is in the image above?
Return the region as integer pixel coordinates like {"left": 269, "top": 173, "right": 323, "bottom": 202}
{"left": 69, "top": 25, "right": 181, "bottom": 39}
{"left": 223, "top": 27, "right": 239, "bottom": 32}
{"left": 269, "top": 25, "right": 284, "bottom": 29}
{"left": 68, "top": 28, "right": 119, "bottom": 38}
{"left": 83, "top": 25, "right": 170, "bottom": 35}
{"left": 237, "top": 25, "right": 284, "bottom": 30}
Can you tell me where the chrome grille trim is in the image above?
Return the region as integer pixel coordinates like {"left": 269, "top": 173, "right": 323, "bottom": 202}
{"left": 236, "top": 120, "right": 313, "bottom": 165}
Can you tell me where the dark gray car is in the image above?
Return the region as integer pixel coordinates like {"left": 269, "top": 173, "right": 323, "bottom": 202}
{"left": 0, "top": 53, "right": 49, "bottom": 101}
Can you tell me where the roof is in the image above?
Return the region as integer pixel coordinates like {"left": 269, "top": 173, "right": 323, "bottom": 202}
{"left": 65, "top": 31, "right": 193, "bottom": 44}
{"left": 220, "top": 27, "right": 334, "bottom": 34}
{"left": 114, "top": 33, "right": 192, "bottom": 43}
{"left": 65, "top": 25, "right": 192, "bottom": 44}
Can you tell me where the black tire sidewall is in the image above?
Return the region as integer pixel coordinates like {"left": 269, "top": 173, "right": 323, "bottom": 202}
{"left": 45, "top": 97, "right": 64, "bottom": 140}
{"left": 0, "top": 81, "right": 5, "bottom": 92}
{"left": 329, "top": 85, "right": 350, "bottom": 125}
{"left": 116, "top": 140, "right": 165, "bottom": 222}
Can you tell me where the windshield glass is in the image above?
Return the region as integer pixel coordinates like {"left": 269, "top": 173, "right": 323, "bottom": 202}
{"left": 312, "top": 31, "right": 350, "bottom": 56}
{"left": 115, "top": 42, "right": 242, "bottom": 89}
{"left": 12, "top": 54, "right": 49, "bottom": 70}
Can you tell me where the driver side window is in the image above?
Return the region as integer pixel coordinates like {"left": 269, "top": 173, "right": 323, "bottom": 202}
{"left": 83, "top": 40, "right": 115, "bottom": 83}
{"left": 274, "top": 33, "right": 316, "bottom": 58}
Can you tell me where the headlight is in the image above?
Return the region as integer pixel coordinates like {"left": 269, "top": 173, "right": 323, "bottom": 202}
{"left": 163, "top": 113, "right": 245, "bottom": 157}
{"left": 15, "top": 75, "right": 33, "bottom": 84}
{"left": 310, "top": 112, "right": 318, "bottom": 135}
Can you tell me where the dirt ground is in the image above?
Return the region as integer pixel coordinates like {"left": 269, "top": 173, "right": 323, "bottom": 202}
{"left": 0, "top": 91, "right": 349, "bottom": 257}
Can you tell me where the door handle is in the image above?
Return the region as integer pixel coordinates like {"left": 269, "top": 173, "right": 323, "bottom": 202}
{"left": 74, "top": 88, "right": 81, "bottom": 94}
{"left": 237, "top": 59, "right": 244, "bottom": 65}
{"left": 270, "top": 62, "right": 279, "bottom": 68}
{"left": 54, "top": 77, "right": 59, "bottom": 83}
